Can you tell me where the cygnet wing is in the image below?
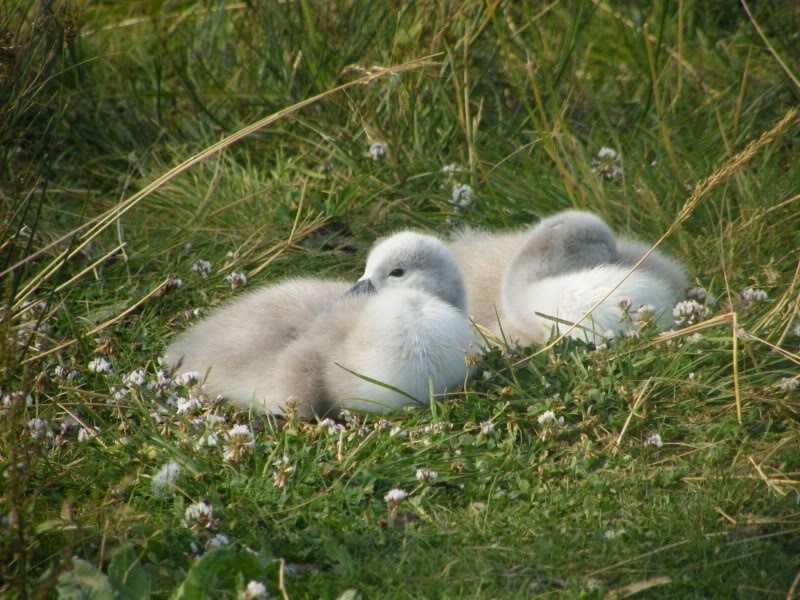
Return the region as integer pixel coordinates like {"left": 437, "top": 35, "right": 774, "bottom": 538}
{"left": 616, "top": 237, "right": 688, "bottom": 297}
{"left": 164, "top": 278, "right": 349, "bottom": 402}
{"left": 503, "top": 264, "right": 676, "bottom": 344}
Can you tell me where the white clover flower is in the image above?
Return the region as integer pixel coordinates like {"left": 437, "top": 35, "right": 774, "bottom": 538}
{"left": 318, "top": 418, "right": 345, "bottom": 434}
{"left": 442, "top": 164, "right": 463, "bottom": 173}
{"left": 226, "top": 251, "right": 238, "bottom": 259}
{"left": 375, "top": 418, "right": 392, "bottom": 431}
{"left": 272, "top": 455, "right": 295, "bottom": 487}
{"left": 205, "top": 414, "right": 227, "bottom": 425}
{"left": 687, "top": 333, "right": 704, "bottom": 344}
{"left": 151, "top": 460, "right": 182, "bottom": 496}
{"left": 384, "top": 488, "right": 407, "bottom": 505}
{"left": 389, "top": 426, "right": 404, "bottom": 437}
{"left": 672, "top": 300, "right": 709, "bottom": 325}
{"left": 479, "top": 421, "right": 495, "bottom": 435}
{"left": 242, "top": 580, "right": 268, "bottom": 600}
{"left": 741, "top": 288, "right": 768, "bottom": 304}
{"left": 224, "top": 424, "right": 254, "bottom": 464}
{"left": 687, "top": 372, "right": 696, "bottom": 381}
{"left": 87, "top": 358, "right": 111, "bottom": 374}
{"left": 78, "top": 427, "right": 98, "bottom": 442}
{"left": 176, "top": 397, "right": 202, "bottom": 415}
{"left": 592, "top": 147, "right": 623, "bottom": 179}
{"left": 226, "top": 272, "right": 247, "bottom": 289}
{"left": 482, "top": 370, "right": 493, "bottom": 381}
{"left": 597, "top": 147, "right": 619, "bottom": 160}
{"left": 111, "top": 386, "right": 129, "bottom": 401}
{"left": 66, "top": 370, "right": 79, "bottom": 380}
{"left": 416, "top": 468, "right": 438, "bottom": 486}
{"left": 198, "top": 433, "right": 219, "bottom": 448}
{"left": 228, "top": 424, "right": 251, "bottom": 437}
{"left": 191, "top": 260, "right": 213, "bottom": 278}
{"left": 175, "top": 371, "right": 201, "bottom": 387}
{"left": 635, "top": 304, "right": 656, "bottom": 323}
{"left": 537, "top": 410, "right": 564, "bottom": 426}
{"left": 687, "top": 286, "right": 716, "bottom": 306}
{"left": 184, "top": 501, "right": 214, "bottom": 529}
{"left": 124, "top": 369, "right": 146, "bottom": 386}
{"left": 369, "top": 141, "right": 389, "bottom": 161}
{"left": 53, "top": 366, "right": 68, "bottom": 378}
{"left": 777, "top": 377, "right": 798, "bottom": 392}
{"left": 644, "top": 433, "right": 663, "bottom": 448}
{"left": 27, "top": 418, "right": 49, "bottom": 440}
{"left": 423, "top": 422, "right": 453, "bottom": 434}
{"left": 162, "top": 278, "right": 184, "bottom": 295}
{"left": 206, "top": 533, "right": 230, "bottom": 549}
{"left": 604, "top": 528, "right": 625, "bottom": 539}
{"left": 451, "top": 184, "right": 474, "bottom": 208}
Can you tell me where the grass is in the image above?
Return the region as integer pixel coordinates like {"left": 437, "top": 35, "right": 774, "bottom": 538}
{"left": 2, "top": 0, "right": 800, "bottom": 598}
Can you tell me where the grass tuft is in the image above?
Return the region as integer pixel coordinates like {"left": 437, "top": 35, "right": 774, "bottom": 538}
{"left": 2, "top": 1, "right": 800, "bottom": 598}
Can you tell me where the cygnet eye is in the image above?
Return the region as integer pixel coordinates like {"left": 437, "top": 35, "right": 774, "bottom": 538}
{"left": 388, "top": 268, "right": 405, "bottom": 278}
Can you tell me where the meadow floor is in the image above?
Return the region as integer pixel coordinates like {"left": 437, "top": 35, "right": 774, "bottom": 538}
{"left": 2, "top": 1, "right": 800, "bottom": 598}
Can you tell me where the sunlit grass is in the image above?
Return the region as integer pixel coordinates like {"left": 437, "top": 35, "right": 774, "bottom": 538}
{"left": 1, "top": 1, "right": 799, "bottom": 598}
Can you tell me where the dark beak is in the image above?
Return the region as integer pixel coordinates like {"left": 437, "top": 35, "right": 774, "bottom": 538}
{"left": 346, "top": 278, "right": 377, "bottom": 296}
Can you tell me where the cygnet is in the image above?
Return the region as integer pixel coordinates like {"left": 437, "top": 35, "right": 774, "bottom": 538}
{"left": 165, "top": 232, "right": 475, "bottom": 417}
{"left": 447, "top": 210, "right": 688, "bottom": 344}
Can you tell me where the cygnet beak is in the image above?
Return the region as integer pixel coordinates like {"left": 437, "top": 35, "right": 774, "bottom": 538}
{"left": 346, "top": 278, "right": 376, "bottom": 296}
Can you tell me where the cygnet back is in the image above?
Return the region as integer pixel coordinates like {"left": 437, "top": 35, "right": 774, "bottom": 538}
{"left": 164, "top": 279, "right": 349, "bottom": 403}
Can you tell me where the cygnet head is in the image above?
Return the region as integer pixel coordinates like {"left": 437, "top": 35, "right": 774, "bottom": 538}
{"left": 350, "top": 231, "right": 468, "bottom": 313}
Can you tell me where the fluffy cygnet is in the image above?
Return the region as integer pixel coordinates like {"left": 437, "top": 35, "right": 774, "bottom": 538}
{"left": 165, "top": 232, "right": 474, "bottom": 417}
{"left": 448, "top": 210, "right": 688, "bottom": 344}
